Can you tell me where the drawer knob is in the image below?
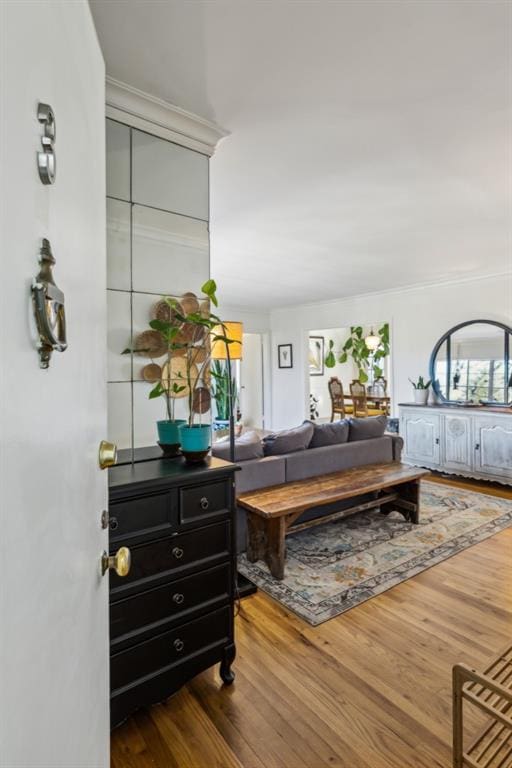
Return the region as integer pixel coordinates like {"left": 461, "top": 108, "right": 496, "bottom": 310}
{"left": 109, "top": 516, "right": 118, "bottom": 531}
{"left": 172, "top": 593, "right": 185, "bottom": 605}
{"left": 173, "top": 638, "right": 185, "bottom": 653}
{"left": 172, "top": 546, "right": 184, "bottom": 560}
{"left": 200, "top": 496, "right": 210, "bottom": 510}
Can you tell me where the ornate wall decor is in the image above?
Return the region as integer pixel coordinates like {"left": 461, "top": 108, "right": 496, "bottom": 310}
{"left": 31, "top": 238, "right": 67, "bottom": 369}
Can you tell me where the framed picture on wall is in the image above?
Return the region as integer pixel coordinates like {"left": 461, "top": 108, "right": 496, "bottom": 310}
{"left": 309, "top": 336, "right": 324, "bottom": 376}
{"left": 278, "top": 344, "right": 293, "bottom": 369}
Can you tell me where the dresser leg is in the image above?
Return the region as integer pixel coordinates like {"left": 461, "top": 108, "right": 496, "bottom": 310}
{"left": 220, "top": 643, "right": 236, "bottom": 685}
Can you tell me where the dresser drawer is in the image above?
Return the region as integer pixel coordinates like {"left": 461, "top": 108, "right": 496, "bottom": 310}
{"left": 109, "top": 520, "right": 231, "bottom": 598}
{"left": 110, "top": 606, "right": 231, "bottom": 693}
{"left": 179, "top": 480, "right": 230, "bottom": 526}
{"left": 110, "top": 563, "right": 231, "bottom": 648}
{"left": 109, "top": 489, "right": 177, "bottom": 545}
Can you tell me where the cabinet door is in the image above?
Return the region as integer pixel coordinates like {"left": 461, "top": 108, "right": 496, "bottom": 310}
{"left": 474, "top": 417, "right": 512, "bottom": 480}
{"left": 402, "top": 410, "right": 440, "bottom": 466}
{"left": 443, "top": 414, "right": 473, "bottom": 473}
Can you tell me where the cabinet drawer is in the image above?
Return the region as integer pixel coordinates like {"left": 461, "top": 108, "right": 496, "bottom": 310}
{"left": 110, "top": 606, "right": 231, "bottom": 693}
{"left": 179, "top": 480, "right": 230, "bottom": 526}
{"left": 109, "top": 520, "right": 231, "bottom": 598}
{"left": 109, "top": 490, "right": 177, "bottom": 544}
{"left": 110, "top": 563, "right": 231, "bottom": 647}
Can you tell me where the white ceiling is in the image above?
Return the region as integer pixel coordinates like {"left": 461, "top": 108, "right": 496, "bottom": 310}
{"left": 90, "top": 0, "right": 512, "bottom": 309}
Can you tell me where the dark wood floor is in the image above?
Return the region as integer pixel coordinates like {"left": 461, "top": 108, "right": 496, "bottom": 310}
{"left": 111, "top": 477, "right": 512, "bottom": 768}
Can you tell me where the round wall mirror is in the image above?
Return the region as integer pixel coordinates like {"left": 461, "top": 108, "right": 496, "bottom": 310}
{"left": 429, "top": 320, "right": 512, "bottom": 405}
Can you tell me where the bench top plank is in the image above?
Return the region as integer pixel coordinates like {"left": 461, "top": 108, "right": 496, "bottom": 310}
{"left": 237, "top": 462, "right": 430, "bottom": 518}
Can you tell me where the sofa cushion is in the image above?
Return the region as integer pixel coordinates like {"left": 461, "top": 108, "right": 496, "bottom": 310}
{"left": 349, "top": 415, "right": 387, "bottom": 442}
{"left": 284, "top": 436, "right": 394, "bottom": 482}
{"left": 263, "top": 421, "right": 314, "bottom": 456}
{"left": 211, "top": 430, "right": 263, "bottom": 462}
{"left": 309, "top": 419, "right": 350, "bottom": 448}
{"left": 235, "top": 455, "right": 286, "bottom": 494}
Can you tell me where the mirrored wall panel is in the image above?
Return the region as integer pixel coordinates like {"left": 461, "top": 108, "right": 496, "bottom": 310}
{"left": 431, "top": 321, "right": 512, "bottom": 404}
{"left": 132, "top": 129, "right": 208, "bottom": 219}
{"left": 106, "top": 120, "right": 130, "bottom": 201}
{"left": 132, "top": 205, "right": 209, "bottom": 295}
{"left": 105, "top": 119, "right": 210, "bottom": 451}
{"left": 107, "top": 199, "right": 131, "bottom": 290}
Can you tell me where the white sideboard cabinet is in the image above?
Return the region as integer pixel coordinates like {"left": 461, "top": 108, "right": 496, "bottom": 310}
{"left": 399, "top": 404, "right": 512, "bottom": 484}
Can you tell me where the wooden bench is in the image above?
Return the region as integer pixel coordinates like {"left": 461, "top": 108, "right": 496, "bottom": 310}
{"left": 237, "top": 462, "right": 430, "bottom": 580}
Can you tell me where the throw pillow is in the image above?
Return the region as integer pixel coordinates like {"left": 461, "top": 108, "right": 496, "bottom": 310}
{"left": 211, "top": 430, "right": 264, "bottom": 462}
{"left": 348, "top": 415, "right": 387, "bottom": 442}
{"left": 308, "top": 419, "right": 350, "bottom": 448}
{"left": 263, "top": 421, "right": 314, "bottom": 456}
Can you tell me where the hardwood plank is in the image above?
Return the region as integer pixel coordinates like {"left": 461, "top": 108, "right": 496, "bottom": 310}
{"left": 111, "top": 476, "right": 512, "bottom": 768}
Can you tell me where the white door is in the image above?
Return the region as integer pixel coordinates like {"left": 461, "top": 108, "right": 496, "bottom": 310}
{"left": 0, "top": 3, "right": 109, "bottom": 767}
{"left": 401, "top": 410, "right": 441, "bottom": 466}
{"left": 240, "top": 333, "right": 264, "bottom": 428}
{"left": 474, "top": 417, "right": 512, "bottom": 481}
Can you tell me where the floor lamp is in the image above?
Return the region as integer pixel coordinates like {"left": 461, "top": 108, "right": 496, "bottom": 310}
{"left": 211, "top": 321, "right": 243, "bottom": 463}
{"left": 211, "top": 322, "right": 256, "bottom": 598}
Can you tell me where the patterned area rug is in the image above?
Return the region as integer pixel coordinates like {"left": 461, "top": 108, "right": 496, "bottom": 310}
{"left": 238, "top": 481, "right": 512, "bottom": 626}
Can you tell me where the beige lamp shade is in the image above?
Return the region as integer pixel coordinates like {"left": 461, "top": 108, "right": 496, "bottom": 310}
{"left": 211, "top": 322, "right": 243, "bottom": 361}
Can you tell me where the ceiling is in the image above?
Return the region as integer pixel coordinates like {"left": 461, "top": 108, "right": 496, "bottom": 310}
{"left": 90, "top": 0, "right": 512, "bottom": 310}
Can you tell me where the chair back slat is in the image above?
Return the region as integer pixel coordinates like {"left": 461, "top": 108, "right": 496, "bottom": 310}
{"left": 328, "top": 377, "right": 345, "bottom": 420}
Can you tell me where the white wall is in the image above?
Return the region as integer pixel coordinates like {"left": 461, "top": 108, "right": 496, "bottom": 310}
{"left": 0, "top": 2, "right": 108, "bottom": 766}
{"left": 270, "top": 274, "right": 512, "bottom": 430}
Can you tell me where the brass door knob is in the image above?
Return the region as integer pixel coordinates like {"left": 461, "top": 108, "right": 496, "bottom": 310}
{"left": 98, "top": 440, "right": 117, "bottom": 469}
{"left": 101, "top": 546, "right": 131, "bottom": 577}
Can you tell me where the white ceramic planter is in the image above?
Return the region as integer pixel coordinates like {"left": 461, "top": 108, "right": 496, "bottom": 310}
{"left": 413, "top": 389, "right": 430, "bottom": 405}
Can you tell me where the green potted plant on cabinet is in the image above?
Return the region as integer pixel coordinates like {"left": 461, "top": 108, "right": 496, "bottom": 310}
{"left": 151, "top": 280, "right": 235, "bottom": 462}
{"left": 409, "top": 375, "right": 431, "bottom": 405}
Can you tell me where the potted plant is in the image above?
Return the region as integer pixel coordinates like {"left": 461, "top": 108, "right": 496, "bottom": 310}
{"left": 211, "top": 359, "right": 238, "bottom": 427}
{"left": 325, "top": 324, "right": 390, "bottom": 383}
{"left": 123, "top": 300, "right": 187, "bottom": 456}
{"left": 151, "top": 280, "right": 235, "bottom": 463}
{"left": 409, "top": 375, "right": 431, "bottom": 405}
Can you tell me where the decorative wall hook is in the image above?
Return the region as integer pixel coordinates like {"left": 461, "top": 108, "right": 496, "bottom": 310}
{"left": 37, "top": 103, "right": 56, "bottom": 184}
{"left": 31, "top": 238, "right": 67, "bottom": 369}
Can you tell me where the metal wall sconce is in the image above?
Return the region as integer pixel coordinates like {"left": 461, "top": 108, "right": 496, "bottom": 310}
{"left": 31, "top": 238, "right": 67, "bottom": 369}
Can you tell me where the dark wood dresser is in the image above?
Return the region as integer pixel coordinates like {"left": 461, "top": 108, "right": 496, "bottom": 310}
{"left": 108, "top": 456, "right": 238, "bottom": 728}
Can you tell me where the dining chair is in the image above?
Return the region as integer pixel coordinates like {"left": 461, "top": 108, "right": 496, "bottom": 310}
{"left": 350, "top": 380, "right": 385, "bottom": 417}
{"left": 328, "top": 377, "right": 351, "bottom": 421}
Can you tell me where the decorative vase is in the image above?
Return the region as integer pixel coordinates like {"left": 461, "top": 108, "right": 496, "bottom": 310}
{"left": 157, "top": 419, "right": 186, "bottom": 457}
{"left": 178, "top": 423, "right": 211, "bottom": 463}
{"left": 413, "top": 389, "right": 429, "bottom": 405}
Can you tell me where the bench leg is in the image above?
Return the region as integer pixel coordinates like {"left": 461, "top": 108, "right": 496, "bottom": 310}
{"left": 266, "top": 518, "right": 286, "bottom": 580}
{"left": 380, "top": 480, "right": 421, "bottom": 524}
{"left": 247, "top": 513, "right": 266, "bottom": 563}
{"left": 246, "top": 514, "right": 286, "bottom": 580}
{"left": 398, "top": 479, "right": 421, "bottom": 524}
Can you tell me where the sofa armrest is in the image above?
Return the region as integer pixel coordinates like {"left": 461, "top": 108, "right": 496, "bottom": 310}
{"left": 386, "top": 432, "right": 404, "bottom": 461}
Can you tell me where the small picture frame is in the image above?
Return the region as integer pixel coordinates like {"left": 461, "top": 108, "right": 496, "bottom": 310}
{"left": 278, "top": 343, "right": 293, "bottom": 369}
{"left": 308, "top": 336, "right": 324, "bottom": 376}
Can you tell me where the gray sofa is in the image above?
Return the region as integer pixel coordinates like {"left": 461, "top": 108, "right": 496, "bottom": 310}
{"left": 232, "top": 432, "right": 403, "bottom": 552}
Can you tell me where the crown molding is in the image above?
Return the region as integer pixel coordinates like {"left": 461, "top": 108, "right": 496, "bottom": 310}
{"left": 105, "top": 76, "right": 229, "bottom": 156}
{"left": 269, "top": 270, "right": 512, "bottom": 316}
